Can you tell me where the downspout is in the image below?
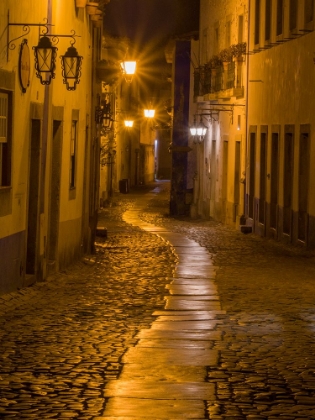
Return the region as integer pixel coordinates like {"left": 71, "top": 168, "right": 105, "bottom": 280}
{"left": 242, "top": 0, "right": 251, "bottom": 225}
{"left": 39, "top": 0, "right": 53, "bottom": 280}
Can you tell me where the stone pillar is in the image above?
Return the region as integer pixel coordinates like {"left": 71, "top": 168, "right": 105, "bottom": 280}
{"left": 170, "top": 41, "right": 191, "bottom": 216}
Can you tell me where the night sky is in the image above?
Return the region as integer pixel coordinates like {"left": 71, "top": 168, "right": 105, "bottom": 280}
{"left": 103, "top": 0, "right": 200, "bottom": 92}
{"left": 104, "top": 0, "right": 200, "bottom": 45}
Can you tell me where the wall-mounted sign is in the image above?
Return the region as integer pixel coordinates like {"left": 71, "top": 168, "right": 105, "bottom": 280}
{"left": 19, "top": 39, "right": 30, "bottom": 93}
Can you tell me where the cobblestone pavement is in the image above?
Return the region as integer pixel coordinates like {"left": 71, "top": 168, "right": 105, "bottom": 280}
{"left": 139, "top": 182, "right": 315, "bottom": 420}
{"left": 1, "top": 181, "right": 315, "bottom": 419}
{"left": 0, "top": 191, "right": 177, "bottom": 419}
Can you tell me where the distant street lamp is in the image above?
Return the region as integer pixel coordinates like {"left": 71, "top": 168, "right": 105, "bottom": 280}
{"left": 144, "top": 108, "right": 155, "bottom": 118}
{"left": 190, "top": 116, "right": 207, "bottom": 143}
{"left": 120, "top": 60, "right": 137, "bottom": 83}
{"left": 124, "top": 120, "right": 134, "bottom": 127}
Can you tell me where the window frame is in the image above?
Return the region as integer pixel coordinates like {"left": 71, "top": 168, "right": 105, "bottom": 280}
{"left": 289, "top": 0, "right": 298, "bottom": 32}
{"left": 276, "top": 0, "right": 284, "bottom": 37}
{"left": 0, "top": 90, "right": 12, "bottom": 188}
{"left": 69, "top": 119, "right": 77, "bottom": 189}
{"left": 265, "top": 0, "right": 272, "bottom": 42}
{"left": 304, "top": 0, "right": 314, "bottom": 27}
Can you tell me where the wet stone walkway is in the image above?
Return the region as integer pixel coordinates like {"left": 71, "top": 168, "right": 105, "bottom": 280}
{"left": 1, "top": 182, "right": 315, "bottom": 419}
{"left": 103, "top": 186, "right": 224, "bottom": 418}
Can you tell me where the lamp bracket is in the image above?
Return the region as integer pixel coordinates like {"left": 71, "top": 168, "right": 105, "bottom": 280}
{"left": 195, "top": 103, "right": 246, "bottom": 125}
{"left": 43, "top": 30, "right": 81, "bottom": 46}
{"left": 6, "top": 11, "right": 53, "bottom": 61}
{"left": 6, "top": 11, "right": 80, "bottom": 61}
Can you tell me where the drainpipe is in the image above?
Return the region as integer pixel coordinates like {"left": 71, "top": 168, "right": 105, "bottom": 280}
{"left": 38, "top": 0, "right": 53, "bottom": 280}
{"left": 242, "top": 0, "right": 251, "bottom": 226}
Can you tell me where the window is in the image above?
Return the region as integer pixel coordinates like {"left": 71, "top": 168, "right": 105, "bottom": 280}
{"left": 214, "top": 23, "right": 220, "bottom": 54}
{"left": 276, "top": 0, "right": 284, "bottom": 36}
{"left": 270, "top": 132, "right": 279, "bottom": 229}
{"left": 202, "top": 28, "right": 208, "bottom": 64}
{"left": 238, "top": 15, "right": 244, "bottom": 43}
{"left": 255, "top": 0, "right": 261, "bottom": 45}
{"left": 305, "top": 0, "right": 314, "bottom": 24}
{"left": 226, "top": 19, "right": 231, "bottom": 47}
{"left": 265, "top": 0, "right": 272, "bottom": 41}
{"left": 0, "top": 91, "right": 11, "bottom": 187}
{"left": 249, "top": 131, "right": 256, "bottom": 219}
{"left": 289, "top": 0, "right": 298, "bottom": 31}
{"left": 70, "top": 120, "right": 77, "bottom": 188}
{"left": 259, "top": 132, "right": 267, "bottom": 224}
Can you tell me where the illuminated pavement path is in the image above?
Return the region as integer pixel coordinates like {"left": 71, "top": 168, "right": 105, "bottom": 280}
{"left": 103, "top": 186, "right": 224, "bottom": 419}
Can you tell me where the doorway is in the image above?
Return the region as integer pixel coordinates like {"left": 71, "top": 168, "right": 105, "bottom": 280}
{"left": 298, "top": 131, "right": 310, "bottom": 242}
{"left": 26, "top": 120, "right": 41, "bottom": 275}
{"left": 270, "top": 132, "right": 279, "bottom": 232}
{"left": 234, "top": 141, "right": 241, "bottom": 222}
{"left": 47, "top": 121, "right": 63, "bottom": 272}
{"left": 259, "top": 131, "right": 267, "bottom": 227}
{"left": 283, "top": 131, "right": 294, "bottom": 236}
{"left": 221, "top": 140, "right": 228, "bottom": 222}
{"left": 248, "top": 132, "right": 256, "bottom": 219}
{"left": 210, "top": 140, "right": 216, "bottom": 218}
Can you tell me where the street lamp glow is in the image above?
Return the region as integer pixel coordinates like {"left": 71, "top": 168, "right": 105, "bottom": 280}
{"left": 144, "top": 109, "right": 155, "bottom": 118}
{"left": 190, "top": 126, "right": 197, "bottom": 136}
{"left": 196, "top": 122, "right": 207, "bottom": 137}
{"left": 124, "top": 120, "right": 134, "bottom": 127}
{"left": 120, "top": 60, "right": 136, "bottom": 82}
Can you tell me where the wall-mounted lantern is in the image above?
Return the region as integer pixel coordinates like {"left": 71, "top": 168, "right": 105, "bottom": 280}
{"left": 190, "top": 116, "right": 207, "bottom": 143}
{"left": 96, "top": 101, "right": 114, "bottom": 135}
{"left": 33, "top": 35, "right": 58, "bottom": 85}
{"left": 124, "top": 120, "right": 134, "bottom": 128}
{"left": 60, "top": 45, "right": 83, "bottom": 91}
{"left": 120, "top": 60, "right": 137, "bottom": 83}
{"left": 144, "top": 108, "right": 155, "bottom": 118}
{"left": 7, "top": 14, "right": 82, "bottom": 91}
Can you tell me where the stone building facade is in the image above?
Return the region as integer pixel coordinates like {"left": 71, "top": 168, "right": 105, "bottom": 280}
{"left": 0, "top": 0, "right": 105, "bottom": 294}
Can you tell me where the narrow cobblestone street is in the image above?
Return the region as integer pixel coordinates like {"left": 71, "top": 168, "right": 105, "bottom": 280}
{"left": 1, "top": 181, "right": 315, "bottom": 419}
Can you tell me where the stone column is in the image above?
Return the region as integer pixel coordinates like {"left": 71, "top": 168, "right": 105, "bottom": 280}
{"left": 170, "top": 41, "right": 191, "bottom": 216}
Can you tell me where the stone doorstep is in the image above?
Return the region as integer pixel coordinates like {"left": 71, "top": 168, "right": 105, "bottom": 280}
{"left": 96, "top": 226, "right": 108, "bottom": 238}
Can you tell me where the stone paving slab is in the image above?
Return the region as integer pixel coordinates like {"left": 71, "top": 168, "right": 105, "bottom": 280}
{"left": 175, "top": 267, "right": 218, "bottom": 277}
{"left": 136, "top": 338, "right": 213, "bottom": 349}
{"left": 170, "top": 278, "right": 218, "bottom": 285}
{"left": 164, "top": 299, "right": 221, "bottom": 311}
{"left": 121, "top": 347, "right": 218, "bottom": 366}
{"left": 101, "top": 397, "right": 208, "bottom": 419}
{"left": 104, "top": 380, "right": 216, "bottom": 400}
{"left": 172, "top": 246, "right": 213, "bottom": 254}
{"left": 119, "top": 364, "right": 207, "bottom": 382}
{"left": 152, "top": 310, "right": 226, "bottom": 316}
{"left": 154, "top": 314, "right": 220, "bottom": 321}
{"left": 158, "top": 234, "right": 202, "bottom": 247}
{"left": 166, "top": 285, "right": 218, "bottom": 295}
{"left": 165, "top": 295, "right": 219, "bottom": 301}
{"left": 150, "top": 320, "right": 220, "bottom": 330}
{"left": 136, "top": 329, "right": 223, "bottom": 341}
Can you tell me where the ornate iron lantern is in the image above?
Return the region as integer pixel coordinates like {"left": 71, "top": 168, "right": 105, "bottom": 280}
{"left": 120, "top": 60, "right": 136, "bottom": 83}
{"left": 33, "top": 36, "right": 58, "bottom": 85}
{"left": 60, "top": 45, "right": 83, "bottom": 91}
{"left": 144, "top": 108, "right": 155, "bottom": 118}
{"left": 124, "top": 120, "right": 134, "bottom": 128}
{"left": 190, "top": 116, "right": 207, "bottom": 143}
